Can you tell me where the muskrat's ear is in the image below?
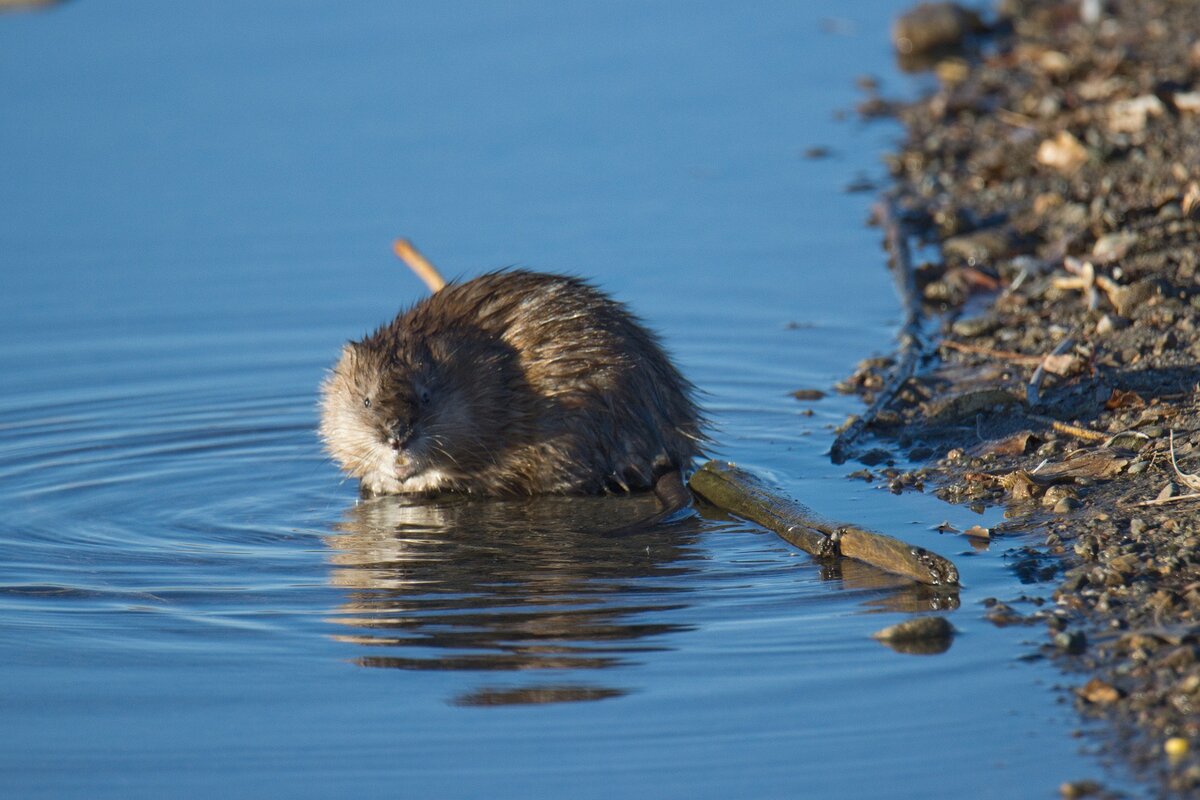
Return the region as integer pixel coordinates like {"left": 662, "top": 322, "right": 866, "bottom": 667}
{"left": 340, "top": 341, "right": 360, "bottom": 361}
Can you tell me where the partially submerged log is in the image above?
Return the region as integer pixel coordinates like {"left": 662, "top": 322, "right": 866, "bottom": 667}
{"left": 688, "top": 460, "right": 959, "bottom": 587}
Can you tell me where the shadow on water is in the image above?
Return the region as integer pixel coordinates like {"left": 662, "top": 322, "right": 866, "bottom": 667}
{"left": 322, "top": 493, "right": 960, "bottom": 705}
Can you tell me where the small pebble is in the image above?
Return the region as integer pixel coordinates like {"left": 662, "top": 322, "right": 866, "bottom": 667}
{"left": 1055, "top": 630, "right": 1088, "bottom": 655}
{"left": 1166, "top": 737, "right": 1189, "bottom": 761}
{"left": 873, "top": 615, "right": 955, "bottom": 642}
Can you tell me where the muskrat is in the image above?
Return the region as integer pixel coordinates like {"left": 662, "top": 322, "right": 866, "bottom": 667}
{"left": 319, "top": 269, "right": 704, "bottom": 511}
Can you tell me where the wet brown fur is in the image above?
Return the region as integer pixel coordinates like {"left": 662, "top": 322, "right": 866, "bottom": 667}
{"left": 320, "top": 270, "right": 705, "bottom": 498}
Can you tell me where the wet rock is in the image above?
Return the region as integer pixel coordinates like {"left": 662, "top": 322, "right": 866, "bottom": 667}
{"left": 1058, "top": 779, "right": 1105, "bottom": 799}
{"left": 1056, "top": 630, "right": 1088, "bottom": 655}
{"left": 872, "top": 615, "right": 956, "bottom": 654}
{"left": 891, "top": 2, "right": 985, "bottom": 57}
{"left": 950, "top": 316, "right": 999, "bottom": 338}
{"left": 859, "top": 448, "right": 892, "bottom": 467}
{"left": 985, "top": 601, "right": 1030, "bottom": 626}
{"left": 1078, "top": 677, "right": 1123, "bottom": 705}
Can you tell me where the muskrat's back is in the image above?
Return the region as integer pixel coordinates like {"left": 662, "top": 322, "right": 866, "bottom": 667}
{"left": 320, "top": 270, "right": 704, "bottom": 497}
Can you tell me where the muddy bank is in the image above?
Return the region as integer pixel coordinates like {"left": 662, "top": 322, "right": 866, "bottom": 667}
{"left": 840, "top": 0, "right": 1200, "bottom": 794}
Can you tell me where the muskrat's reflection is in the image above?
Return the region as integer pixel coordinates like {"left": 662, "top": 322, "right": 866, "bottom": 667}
{"left": 324, "top": 493, "right": 701, "bottom": 705}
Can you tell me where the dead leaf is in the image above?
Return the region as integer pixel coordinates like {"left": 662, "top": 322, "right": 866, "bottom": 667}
{"left": 1105, "top": 389, "right": 1145, "bottom": 411}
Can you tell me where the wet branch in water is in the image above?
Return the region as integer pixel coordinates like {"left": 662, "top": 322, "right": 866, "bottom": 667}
{"left": 689, "top": 460, "right": 959, "bottom": 587}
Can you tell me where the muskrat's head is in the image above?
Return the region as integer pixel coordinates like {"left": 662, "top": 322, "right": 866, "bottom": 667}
{"left": 319, "top": 331, "right": 521, "bottom": 497}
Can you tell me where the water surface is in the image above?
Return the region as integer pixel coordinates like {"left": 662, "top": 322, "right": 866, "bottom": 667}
{"left": 0, "top": 2, "right": 1128, "bottom": 797}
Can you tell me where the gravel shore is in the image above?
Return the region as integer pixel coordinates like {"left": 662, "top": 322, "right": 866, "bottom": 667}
{"left": 842, "top": 1, "right": 1200, "bottom": 794}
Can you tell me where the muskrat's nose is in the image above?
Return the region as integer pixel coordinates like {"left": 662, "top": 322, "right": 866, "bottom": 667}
{"left": 386, "top": 421, "right": 412, "bottom": 450}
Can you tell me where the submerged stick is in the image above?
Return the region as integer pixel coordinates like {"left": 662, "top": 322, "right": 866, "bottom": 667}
{"left": 393, "top": 238, "right": 447, "bottom": 293}
{"left": 830, "top": 196, "right": 925, "bottom": 464}
{"left": 688, "top": 461, "right": 959, "bottom": 586}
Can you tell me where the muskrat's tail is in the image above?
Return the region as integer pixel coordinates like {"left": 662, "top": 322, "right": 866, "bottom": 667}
{"left": 651, "top": 470, "right": 693, "bottom": 521}
{"left": 602, "top": 470, "right": 694, "bottom": 536}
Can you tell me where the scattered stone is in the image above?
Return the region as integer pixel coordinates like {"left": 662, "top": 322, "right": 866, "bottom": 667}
{"left": 950, "top": 316, "right": 998, "bottom": 338}
{"left": 1037, "top": 131, "right": 1089, "bottom": 174}
{"left": 985, "top": 601, "right": 1029, "bottom": 626}
{"left": 1053, "top": 496, "right": 1081, "bottom": 513}
{"left": 872, "top": 615, "right": 956, "bottom": 654}
{"left": 791, "top": 388, "right": 826, "bottom": 401}
{"left": 1058, "top": 780, "right": 1104, "bottom": 799}
{"left": 963, "top": 524, "right": 990, "bottom": 539}
{"left": 858, "top": 448, "right": 892, "bottom": 467}
{"left": 1166, "top": 736, "right": 1189, "bottom": 761}
{"left": 1091, "top": 231, "right": 1137, "bottom": 265}
{"left": 1106, "top": 94, "right": 1166, "bottom": 133}
{"left": 1078, "top": 677, "right": 1122, "bottom": 705}
{"left": 1174, "top": 92, "right": 1200, "bottom": 114}
{"left": 891, "top": 2, "right": 984, "bottom": 57}
{"left": 1055, "top": 630, "right": 1087, "bottom": 655}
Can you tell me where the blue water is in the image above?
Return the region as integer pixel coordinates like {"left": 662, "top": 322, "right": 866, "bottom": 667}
{"left": 1, "top": 2, "right": 1130, "bottom": 798}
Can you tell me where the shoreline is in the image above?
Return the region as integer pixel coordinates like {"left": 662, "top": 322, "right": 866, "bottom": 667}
{"left": 844, "top": 0, "right": 1200, "bottom": 794}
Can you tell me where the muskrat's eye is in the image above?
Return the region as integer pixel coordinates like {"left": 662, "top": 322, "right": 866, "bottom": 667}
{"left": 363, "top": 397, "right": 372, "bottom": 409}
{"left": 420, "top": 389, "right": 431, "bottom": 405}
